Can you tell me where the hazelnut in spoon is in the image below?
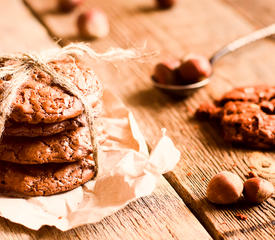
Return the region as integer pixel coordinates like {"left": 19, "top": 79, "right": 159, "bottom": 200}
{"left": 152, "top": 54, "right": 211, "bottom": 96}
{"left": 178, "top": 54, "right": 212, "bottom": 84}
{"left": 152, "top": 23, "right": 275, "bottom": 96}
{"left": 152, "top": 59, "right": 180, "bottom": 85}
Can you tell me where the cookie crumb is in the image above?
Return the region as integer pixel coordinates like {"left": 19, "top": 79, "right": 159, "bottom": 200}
{"left": 187, "top": 172, "right": 192, "bottom": 176}
{"left": 202, "top": 177, "right": 206, "bottom": 181}
{"left": 248, "top": 165, "right": 256, "bottom": 169}
{"left": 246, "top": 171, "right": 257, "bottom": 178}
{"left": 235, "top": 213, "right": 247, "bottom": 221}
{"left": 261, "top": 161, "right": 271, "bottom": 168}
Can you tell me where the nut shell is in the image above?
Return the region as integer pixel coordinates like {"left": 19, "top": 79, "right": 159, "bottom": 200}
{"left": 207, "top": 171, "right": 243, "bottom": 204}
{"left": 244, "top": 177, "right": 274, "bottom": 203}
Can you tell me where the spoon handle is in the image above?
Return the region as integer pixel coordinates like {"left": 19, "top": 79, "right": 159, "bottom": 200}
{"left": 209, "top": 23, "right": 275, "bottom": 64}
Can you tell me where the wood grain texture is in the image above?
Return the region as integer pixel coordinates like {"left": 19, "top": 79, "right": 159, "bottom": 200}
{"left": 0, "top": 0, "right": 211, "bottom": 240}
{"left": 0, "top": 180, "right": 211, "bottom": 240}
{"left": 222, "top": 0, "right": 275, "bottom": 27}
{"left": 0, "top": 0, "right": 55, "bottom": 53}
{"left": 24, "top": 0, "right": 275, "bottom": 239}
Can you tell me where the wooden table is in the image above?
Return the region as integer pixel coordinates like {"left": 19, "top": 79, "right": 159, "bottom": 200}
{"left": 0, "top": 0, "right": 274, "bottom": 239}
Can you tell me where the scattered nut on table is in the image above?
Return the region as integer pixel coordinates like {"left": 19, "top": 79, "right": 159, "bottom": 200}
{"left": 156, "top": 0, "right": 176, "bottom": 9}
{"left": 77, "top": 8, "right": 110, "bottom": 39}
{"left": 58, "top": 0, "right": 84, "bottom": 12}
{"left": 243, "top": 177, "right": 274, "bottom": 204}
{"left": 207, "top": 171, "right": 243, "bottom": 204}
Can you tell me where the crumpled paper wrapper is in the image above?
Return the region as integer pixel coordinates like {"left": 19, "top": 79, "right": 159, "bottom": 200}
{"left": 0, "top": 89, "right": 180, "bottom": 231}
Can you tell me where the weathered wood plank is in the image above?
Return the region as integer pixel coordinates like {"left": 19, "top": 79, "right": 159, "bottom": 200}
{"left": 0, "top": 180, "right": 211, "bottom": 240}
{"left": 24, "top": 0, "right": 275, "bottom": 239}
{"left": 0, "top": 0, "right": 211, "bottom": 239}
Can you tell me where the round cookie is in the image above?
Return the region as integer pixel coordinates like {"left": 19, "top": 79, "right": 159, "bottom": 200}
{"left": 0, "top": 58, "right": 102, "bottom": 124}
{"left": 0, "top": 127, "right": 93, "bottom": 164}
{"left": 196, "top": 85, "right": 275, "bottom": 149}
{"left": 4, "top": 115, "right": 85, "bottom": 137}
{"left": 0, "top": 156, "right": 95, "bottom": 196}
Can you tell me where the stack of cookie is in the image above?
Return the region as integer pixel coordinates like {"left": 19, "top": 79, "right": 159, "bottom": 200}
{"left": 0, "top": 58, "right": 102, "bottom": 197}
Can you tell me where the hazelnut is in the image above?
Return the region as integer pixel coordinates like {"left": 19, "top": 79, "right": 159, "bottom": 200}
{"left": 243, "top": 177, "right": 274, "bottom": 203}
{"left": 58, "top": 0, "right": 84, "bottom": 12}
{"left": 152, "top": 60, "right": 180, "bottom": 85}
{"left": 77, "top": 9, "right": 109, "bottom": 39}
{"left": 178, "top": 54, "right": 212, "bottom": 84}
{"left": 207, "top": 171, "right": 243, "bottom": 204}
{"left": 156, "top": 0, "right": 176, "bottom": 9}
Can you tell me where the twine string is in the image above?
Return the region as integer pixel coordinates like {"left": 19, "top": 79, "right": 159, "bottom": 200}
{"left": 0, "top": 43, "right": 151, "bottom": 177}
{"left": 21, "top": 53, "right": 100, "bottom": 176}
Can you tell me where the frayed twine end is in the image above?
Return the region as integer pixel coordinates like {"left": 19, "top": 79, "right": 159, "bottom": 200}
{"left": 40, "top": 42, "right": 158, "bottom": 63}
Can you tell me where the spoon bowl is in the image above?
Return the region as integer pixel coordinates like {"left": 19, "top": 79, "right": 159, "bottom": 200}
{"left": 152, "top": 77, "right": 210, "bottom": 97}
{"left": 152, "top": 23, "right": 275, "bottom": 96}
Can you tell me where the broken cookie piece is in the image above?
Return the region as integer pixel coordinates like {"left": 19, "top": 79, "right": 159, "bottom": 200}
{"left": 196, "top": 85, "right": 275, "bottom": 149}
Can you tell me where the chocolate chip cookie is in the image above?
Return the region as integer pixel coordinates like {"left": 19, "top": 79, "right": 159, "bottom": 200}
{"left": 4, "top": 115, "right": 85, "bottom": 137}
{"left": 196, "top": 85, "right": 275, "bottom": 149}
{"left": 1, "top": 58, "right": 102, "bottom": 124}
{"left": 0, "top": 127, "right": 93, "bottom": 164}
{"left": 0, "top": 156, "right": 95, "bottom": 196}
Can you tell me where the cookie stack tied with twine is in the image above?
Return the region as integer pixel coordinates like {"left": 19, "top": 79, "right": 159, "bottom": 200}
{"left": 0, "top": 43, "right": 145, "bottom": 197}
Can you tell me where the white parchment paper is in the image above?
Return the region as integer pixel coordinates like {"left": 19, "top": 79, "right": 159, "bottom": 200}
{"left": 0, "top": 89, "right": 180, "bottom": 231}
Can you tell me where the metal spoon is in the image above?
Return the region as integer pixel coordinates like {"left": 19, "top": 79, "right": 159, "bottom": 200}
{"left": 153, "top": 23, "right": 275, "bottom": 96}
